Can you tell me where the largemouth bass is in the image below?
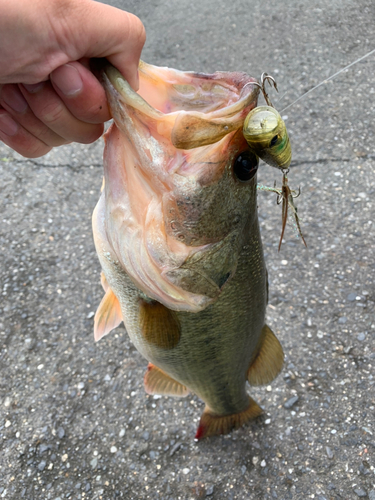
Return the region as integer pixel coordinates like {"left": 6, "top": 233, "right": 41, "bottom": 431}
{"left": 92, "top": 62, "right": 284, "bottom": 439}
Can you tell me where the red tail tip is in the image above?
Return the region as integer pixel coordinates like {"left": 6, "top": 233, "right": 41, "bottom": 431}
{"left": 195, "top": 424, "right": 206, "bottom": 441}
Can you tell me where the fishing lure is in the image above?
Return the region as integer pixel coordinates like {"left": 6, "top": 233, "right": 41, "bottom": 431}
{"left": 243, "top": 73, "right": 300, "bottom": 249}
{"left": 244, "top": 47, "right": 375, "bottom": 249}
{"left": 243, "top": 73, "right": 291, "bottom": 171}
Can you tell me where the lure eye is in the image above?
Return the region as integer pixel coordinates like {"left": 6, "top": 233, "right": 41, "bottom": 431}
{"left": 270, "top": 135, "right": 278, "bottom": 147}
{"left": 233, "top": 150, "right": 259, "bottom": 182}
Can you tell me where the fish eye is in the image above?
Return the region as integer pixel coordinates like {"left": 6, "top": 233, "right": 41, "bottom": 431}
{"left": 233, "top": 150, "right": 259, "bottom": 182}
{"left": 270, "top": 135, "right": 278, "bottom": 147}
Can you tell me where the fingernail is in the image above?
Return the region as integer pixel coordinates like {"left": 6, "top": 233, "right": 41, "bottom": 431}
{"left": 0, "top": 112, "right": 18, "bottom": 136}
{"left": 23, "top": 82, "right": 45, "bottom": 93}
{"left": 51, "top": 64, "right": 83, "bottom": 96}
{"left": 1, "top": 86, "right": 28, "bottom": 113}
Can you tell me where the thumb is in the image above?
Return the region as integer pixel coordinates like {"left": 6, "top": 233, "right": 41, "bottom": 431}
{"left": 76, "top": 3, "right": 146, "bottom": 90}
{"left": 105, "top": 12, "right": 146, "bottom": 91}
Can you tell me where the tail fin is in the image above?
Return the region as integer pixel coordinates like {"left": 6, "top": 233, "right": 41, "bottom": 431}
{"left": 195, "top": 396, "right": 262, "bottom": 440}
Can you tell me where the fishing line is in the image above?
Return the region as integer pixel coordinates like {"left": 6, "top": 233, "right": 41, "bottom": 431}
{"left": 281, "top": 47, "right": 375, "bottom": 112}
{"left": 274, "top": 91, "right": 288, "bottom": 108}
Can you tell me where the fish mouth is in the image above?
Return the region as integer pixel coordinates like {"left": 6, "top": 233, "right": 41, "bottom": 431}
{"left": 97, "top": 63, "right": 259, "bottom": 312}
{"left": 105, "top": 61, "right": 259, "bottom": 150}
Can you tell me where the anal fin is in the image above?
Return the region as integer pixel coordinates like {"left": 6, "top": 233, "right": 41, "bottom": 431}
{"left": 247, "top": 324, "right": 284, "bottom": 386}
{"left": 94, "top": 287, "right": 123, "bottom": 342}
{"left": 195, "top": 396, "right": 262, "bottom": 440}
{"left": 144, "top": 363, "right": 190, "bottom": 398}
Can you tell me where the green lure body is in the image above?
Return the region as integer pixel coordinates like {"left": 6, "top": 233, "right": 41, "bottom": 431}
{"left": 243, "top": 105, "right": 291, "bottom": 170}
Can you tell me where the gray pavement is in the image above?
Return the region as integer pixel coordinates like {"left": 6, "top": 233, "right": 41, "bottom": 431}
{"left": 1, "top": 0, "right": 375, "bottom": 499}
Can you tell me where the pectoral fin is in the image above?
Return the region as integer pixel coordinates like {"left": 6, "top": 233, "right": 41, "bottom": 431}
{"left": 247, "top": 324, "right": 284, "bottom": 386}
{"left": 139, "top": 299, "right": 181, "bottom": 350}
{"left": 144, "top": 363, "right": 190, "bottom": 397}
{"left": 195, "top": 396, "right": 262, "bottom": 440}
{"left": 94, "top": 287, "right": 123, "bottom": 342}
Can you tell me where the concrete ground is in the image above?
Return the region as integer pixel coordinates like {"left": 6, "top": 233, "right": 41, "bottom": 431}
{"left": 1, "top": 0, "right": 374, "bottom": 499}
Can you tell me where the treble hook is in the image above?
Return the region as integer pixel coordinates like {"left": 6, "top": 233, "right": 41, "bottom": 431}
{"left": 278, "top": 169, "right": 306, "bottom": 250}
{"left": 251, "top": 72, "right": 279, "bottom": 107}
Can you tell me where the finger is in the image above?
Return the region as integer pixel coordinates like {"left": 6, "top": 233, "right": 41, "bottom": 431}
{"left": 0, "top": 108, "right": 52, "bottom": 158}
{"left": 71, "top": 3, "right": 146, "bottom": 90}
{"left": 104, "top": 12, "right": 146, "bottom": 91}
{"left": 20, "top": 81, "right": 104, "bottom": 144}
{"left": 50, "top": 60, "right": 111, "bottom": 124}
{"left": 0, "top": 84, "right": 68, "bottom": 147}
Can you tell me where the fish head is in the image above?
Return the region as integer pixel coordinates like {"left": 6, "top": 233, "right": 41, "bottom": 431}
{"left": 96, "top": 62, "right": 260, "bottom": 312}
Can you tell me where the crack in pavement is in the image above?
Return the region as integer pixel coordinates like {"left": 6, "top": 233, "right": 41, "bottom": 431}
{"left": 290, "top": 154, "right": 375, "bottom": 167}
{"left": 0, "top": 157, "right": 103, "bottom": 169}
{"left": 2, "top": 154, "right": 374, "bottom": 171}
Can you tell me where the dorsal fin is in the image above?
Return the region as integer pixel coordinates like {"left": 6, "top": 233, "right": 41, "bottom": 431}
{"left": 94, "top": 287, "right": 123, "bottom": 341}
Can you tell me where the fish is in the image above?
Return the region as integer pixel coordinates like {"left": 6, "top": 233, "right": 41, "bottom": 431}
{"left": 92, "top": 62, "right": 284, "bottom": 439}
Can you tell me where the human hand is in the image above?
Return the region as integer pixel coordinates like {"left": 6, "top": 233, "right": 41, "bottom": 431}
{"left": 0, "top": 0, "right": 145, "bottom": 157}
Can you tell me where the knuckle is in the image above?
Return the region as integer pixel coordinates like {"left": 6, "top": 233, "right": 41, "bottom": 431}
{"left": 35, "top": 101, "right": 66, "bottom": 127}
{"left": 126, "top": 13, "right": 146, "bottom": 47}
{"left": 38, "top": 132, "right": 68, "bottom": 148}
{"left": 48, "top": 137, "right": 69, "bottom": 147}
